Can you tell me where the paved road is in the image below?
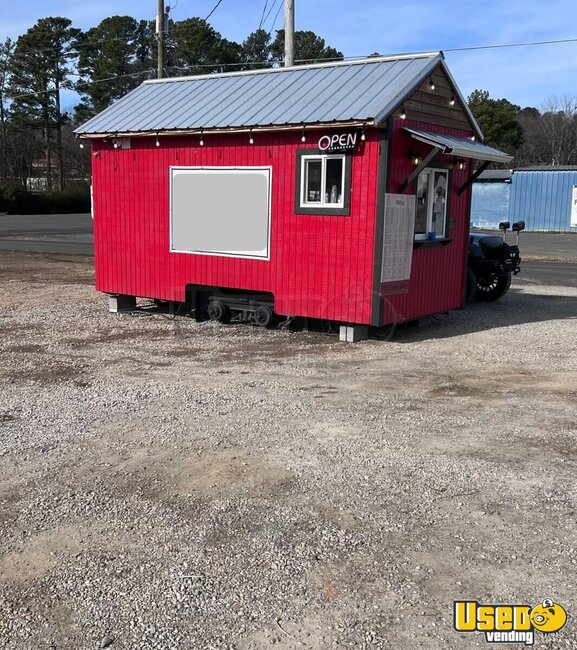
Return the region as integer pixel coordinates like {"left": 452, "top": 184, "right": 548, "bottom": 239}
{"left": 0, "top": 214, "right": 575, "bottom": 287}
{"left": 518, "top": 262, "right": 577, "bottom": 288}
{"left": 0, "top": 213, "right": 93, "bottom": 255}
{"left": 475, "top": 228, "right": 577, "bottom": 262}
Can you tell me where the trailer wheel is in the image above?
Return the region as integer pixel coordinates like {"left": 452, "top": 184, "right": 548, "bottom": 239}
{"left": 254, "top": 305, "right": 274, "bottom": 328}
{"left": 207, "top": 300, "right": 230, "bottom": 323}
{"left": 474, "top": 272, "right": 512, "bottom": 302}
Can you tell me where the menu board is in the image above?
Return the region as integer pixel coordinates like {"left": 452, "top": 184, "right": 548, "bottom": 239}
{"left": 381, "top": 193, "right": 416, "bottom": 284}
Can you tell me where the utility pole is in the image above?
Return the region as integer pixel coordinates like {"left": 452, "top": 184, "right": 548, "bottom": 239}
{"left": 284, "top": 0, "right": 294, "bottom": 67}
{"left": 157, "top": 0, "right": 166, "bottom": 79}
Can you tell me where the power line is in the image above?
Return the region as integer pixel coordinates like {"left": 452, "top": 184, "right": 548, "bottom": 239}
{"left": 205, "top": 0, "right": 225, "bottom": 21}
{"left": 7, "top": 35, "right": 577, "bottom": 101}
{"left": 8, "top": 68, "right": 154, "bottom": 100}
{"left": 257, "top": 0, "right": 270, "bottom": 32}
{"left": 266, "top": 0, "right": 284, "bottom": 37}
{"left": 444, "top": 36, "right": 577, "bottom": 53}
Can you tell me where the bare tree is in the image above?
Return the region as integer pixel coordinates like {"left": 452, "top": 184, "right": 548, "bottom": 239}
{"left": 518, "top": 96, "right": 577, "bottom": 167}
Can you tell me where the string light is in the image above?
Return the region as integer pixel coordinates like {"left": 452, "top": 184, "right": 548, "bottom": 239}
{"left": 200, "top": 129, "right": 204, "bottom": 146}
{"left": 449, "top": 96, "right": 456, "bottom": 106}
{"left": 360, "top": 128, "right": 366, "bottom": 141}
{"left": 301, "top": 126, "right": 306, "bottom": 143}
{"left": 155, "top": 134, "right": 160, "bottom": 147}
{"left": 400, "top": 106, "right": 406, "bottom": 119}
{"left": 249, "top": 128, "right": 254, "bottom": 144}
{"left": 429, "top": 78, "right": 435, "bottom": 91}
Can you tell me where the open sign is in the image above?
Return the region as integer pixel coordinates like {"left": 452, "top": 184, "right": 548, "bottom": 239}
{"left": 318, "top": 132, "right": 358, "bottom": 152}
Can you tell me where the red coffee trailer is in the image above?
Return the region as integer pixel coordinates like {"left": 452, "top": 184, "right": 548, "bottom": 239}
{"left": 76, "top": 52, "right": 511, "bottom": 341}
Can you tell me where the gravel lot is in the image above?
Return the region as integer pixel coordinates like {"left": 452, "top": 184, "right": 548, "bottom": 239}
{"left": 1, "top": 252, "right": 576, "bottom": 649}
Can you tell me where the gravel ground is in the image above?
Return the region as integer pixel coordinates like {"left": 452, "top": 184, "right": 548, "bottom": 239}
{"left": 1, "top": 252, "right": 576, "bottom": 649}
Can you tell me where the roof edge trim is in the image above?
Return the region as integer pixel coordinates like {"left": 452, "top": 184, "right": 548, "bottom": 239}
{"left": 439, "top": 59, "right": 483, "bottom": 140}
{"left": 76, "top": 119, "right": 375, "bottom": 139}
{"left": 142, "top": 51, "right": 443, "bottom": 85}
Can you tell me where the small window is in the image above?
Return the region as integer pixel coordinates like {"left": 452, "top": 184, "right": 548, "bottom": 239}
{"left": 302, "top": 155, "right": 344, "bottom": 207}
{"left": 295, "top": 151, "right": 351, "bottom": 215}
{"left": 414, "top": 168, "right": 448, "bottom": 239}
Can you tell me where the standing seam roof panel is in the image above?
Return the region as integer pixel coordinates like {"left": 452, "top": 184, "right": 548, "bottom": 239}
{"left": 146, "top": 75, "right": 253, "bottom": 130}
{"left": 322, "top": 60, "right": 411, "bottom": 121}
{"left": 334, "top": 59, "right": 427, "bottom": 122}
{"left": 134, "top": 81, "right": 204, "bottom": 131}
{"left": 211, "top": 69, "right": 311, "bottom": 126}
{"left": 294, "top": 64, "right": 380, "bottom": 123}
{"left": 76, "top": 53, "right": 476, "bottom": 135}
{"left": 246, "top": 65, "right": 355, "bottom": 125}
{"left": 183, "top": 73, "right": 282, "bottom": 128}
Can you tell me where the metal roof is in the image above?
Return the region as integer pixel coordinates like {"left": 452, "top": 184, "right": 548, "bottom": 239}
{"left": 475, "top": 170, "right": 512, "bottom": 182}
{"left": 514, "top": 166, "right": 577, "bottom": 172}
{"left": 75, "top": 52, "right": 481, "bottom": 137}
{"left": 403, "top": 127, "right": 512, "bottom": 163}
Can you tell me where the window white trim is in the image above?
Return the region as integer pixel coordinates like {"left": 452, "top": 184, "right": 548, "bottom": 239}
{"left": 414, "top": 167, "right": 448, "bottom": 240}
{"left": 169, "top": 166, "right": 272, "bottom": 260}
{"left": 300, "top": 154, "right": 346, "bottom": 209}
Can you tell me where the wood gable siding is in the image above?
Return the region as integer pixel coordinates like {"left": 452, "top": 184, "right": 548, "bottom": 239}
{"left": 403, "top": 64, "right": 473, "bottom": 132}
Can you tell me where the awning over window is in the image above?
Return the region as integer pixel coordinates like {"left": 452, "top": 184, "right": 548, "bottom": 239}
{"left": 403, "top": 127, "right": 513, "bottom": 163}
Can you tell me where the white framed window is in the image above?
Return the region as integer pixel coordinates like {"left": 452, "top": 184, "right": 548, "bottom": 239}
{"left": 300, "top": 154, "right": 346, "bottom": 208}
{"left": 170, "top": 166, "right": 272, "bottom": 259}
{"left": 414, "top": 168, "right": 449, "bottom": 239}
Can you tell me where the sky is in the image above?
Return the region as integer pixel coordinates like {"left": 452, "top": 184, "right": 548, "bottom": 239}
{"left": 2, "top": 0, "right": 577, "bottom": 111}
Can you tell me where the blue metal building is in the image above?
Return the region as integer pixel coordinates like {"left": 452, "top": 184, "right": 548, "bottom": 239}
{"left": 508, "top": 167, "right": 577, "bottom": 232}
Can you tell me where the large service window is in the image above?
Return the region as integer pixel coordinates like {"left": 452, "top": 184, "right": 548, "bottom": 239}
{"left": 414, "top": 168, "right": 449, "bottom": 239}
{"left": 170, "top": 166, "right": 271, "bottom": 259}
{"left": 295, "top": 151, "right": 352, "bottom": 215}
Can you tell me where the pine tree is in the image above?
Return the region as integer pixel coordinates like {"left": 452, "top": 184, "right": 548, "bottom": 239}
{"left": 0, "top": 39, "right": 14, "bottom": 181}
{"left": 170, "top": 18, "right": 243, "bottom": 76}
{"left": 76, "top": 16, "right": 147, "bottom": 119}
{"left": 9, "top": 17, "right": 80, "bottom": 190}
{"left": 270, "top": 30, "right": 343, "bottom": 64}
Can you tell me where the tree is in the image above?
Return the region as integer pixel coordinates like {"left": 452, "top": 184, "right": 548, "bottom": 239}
{"left": 134, "top": 19, "right": 156, "bottom": 72}
{"left": 242, "top": 29, "right": 272, "bottom": 68}
{"left": 9, "top": 17, "right": 81, "bottom": 190}
{"left": 0, "top": 39, "right": 14, "bottom": 180}
{"left": 76, "top": 16, "right": 147, "bottom": 119}
{"left": 270, "top": 30, "right": 343, "bottom": 64}
{"left": 468, "top": 89, "right": 524, "bottom": 158}
{"left": 169, "top": 18, "right": 243, "bottom": 76}
{"left": 536, "top": 96, "right": 577, "bottom": 166}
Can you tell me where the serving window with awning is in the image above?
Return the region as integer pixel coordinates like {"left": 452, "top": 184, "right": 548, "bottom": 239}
{"left": 400, "top": 127, "right": 513, "bottom": 196}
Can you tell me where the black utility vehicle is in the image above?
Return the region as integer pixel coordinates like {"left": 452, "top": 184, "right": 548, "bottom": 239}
{"left": 467, "top": 221, "right": 524, "bottom": 301}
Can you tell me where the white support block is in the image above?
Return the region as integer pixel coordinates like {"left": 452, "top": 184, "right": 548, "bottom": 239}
{"left": 339, "top": 325, "right": 368, "bottom": 343}
{"left": 108, "top": 294, "right": 137, "bottom": 313}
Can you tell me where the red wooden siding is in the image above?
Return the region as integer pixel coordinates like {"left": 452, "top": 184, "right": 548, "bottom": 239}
{"left": 382, "top": 118, "right": 474, "bottom": 324}
{"left": 91, "top": 130, "right": 380, "bottom": 324}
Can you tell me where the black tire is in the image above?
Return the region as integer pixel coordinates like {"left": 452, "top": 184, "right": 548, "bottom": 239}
{"left": 474, "top": 272, "right": 512, "bottom": 302}
{"left": 207, "top": 300, "right": 230, "bottom": 323}
{"left": 466, "top": 268, "right": 477, "bottom": 302}
{"left": 254, "top": 305, "right": 274, "bottom": 328}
